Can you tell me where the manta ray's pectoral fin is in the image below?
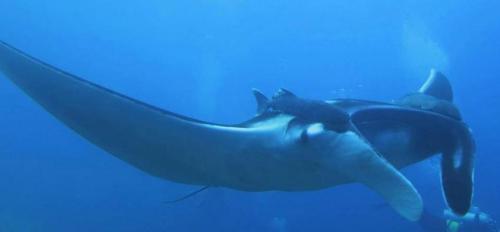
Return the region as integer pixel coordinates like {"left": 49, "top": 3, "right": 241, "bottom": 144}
{"left": 417, "top": 70, "right": 474, "bottom": 215}
{"left": 342, "top": 135, "right": 423, "bottom": 221}
{"left": 441, "top": 127, "right": 475, "bottom": 215}
{"left": 356, "top": 154, "right": 422, "bottom": 221}
{"left": 352, "top": 105, "right": 475, "bottom": 217}
{"left": 252, "top": 88, "right": 269, "bottom": 115}
{"left": 419, "top": 69, "right": 453, "bottom": 102}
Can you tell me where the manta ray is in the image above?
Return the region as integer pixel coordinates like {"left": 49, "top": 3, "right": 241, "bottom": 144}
{"left": 0, "top": 41, "right": 475, "bottom": 221}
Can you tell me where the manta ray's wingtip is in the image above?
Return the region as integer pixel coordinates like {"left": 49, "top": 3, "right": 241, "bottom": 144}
{"left": 0, "top": 40, "right": 22, "bottom": 56}
{"left": 419, "top": 69, "right": 453, "bottom": 102}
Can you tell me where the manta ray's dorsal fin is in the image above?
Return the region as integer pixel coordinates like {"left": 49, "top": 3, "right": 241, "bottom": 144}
{"left": 252, "top": 88, "right": 269, "bottom": 114}
{"left": 419, "top": 69, "right": 453, "bottom": 102}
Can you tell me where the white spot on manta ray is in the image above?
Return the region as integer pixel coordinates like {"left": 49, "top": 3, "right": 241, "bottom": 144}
{"left": 306, "top": 123, "right": 325, "bottom": 137}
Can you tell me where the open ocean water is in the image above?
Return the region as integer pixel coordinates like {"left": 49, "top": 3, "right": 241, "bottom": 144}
{"left": 0, "top": 0, "right": 499, "bottom": 231}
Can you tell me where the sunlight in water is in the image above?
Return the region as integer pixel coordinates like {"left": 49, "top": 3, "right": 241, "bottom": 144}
{"left": 402, "top": 21, "right": 449, "bottom": 75}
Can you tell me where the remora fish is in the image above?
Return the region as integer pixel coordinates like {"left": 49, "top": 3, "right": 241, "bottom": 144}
{"left": 0, "top": 41, "right": 475, "bottom": 221}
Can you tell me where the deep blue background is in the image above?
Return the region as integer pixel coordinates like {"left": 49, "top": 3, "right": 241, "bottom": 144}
{"left": 0, "top": 0, "right": 499, "bottom": 231}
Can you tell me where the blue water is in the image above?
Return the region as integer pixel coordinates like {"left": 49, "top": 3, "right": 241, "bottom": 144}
{"left": 0, "top": 0, "right": 499, "bottom": 231}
